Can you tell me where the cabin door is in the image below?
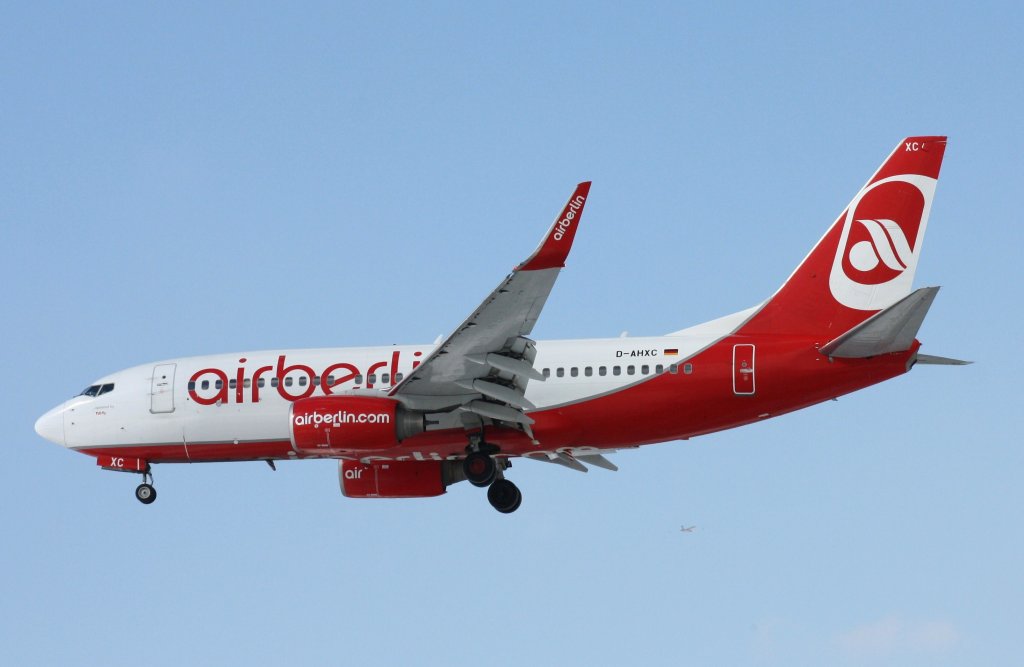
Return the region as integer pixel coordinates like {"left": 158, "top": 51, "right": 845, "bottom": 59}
{"left": 732, "top": 345, "right": 755, "bottom": 396}
{"left": 151, "top": 363, "right": 177, "bottom": 413}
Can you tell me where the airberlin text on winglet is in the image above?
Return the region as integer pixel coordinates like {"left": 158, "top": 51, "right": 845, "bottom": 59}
{"left": 517, "top": 181, "right": 590, "bottom": 271}
{"left": 553, "top": 193, "right": 586, "bottom": 241}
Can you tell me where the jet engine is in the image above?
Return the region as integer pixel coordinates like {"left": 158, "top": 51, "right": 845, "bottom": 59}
{"left": 339, "top": 460, "right": 453, "bottom": 498}
{"left": 289, "top": 396, "right": 424, "bottom": 453}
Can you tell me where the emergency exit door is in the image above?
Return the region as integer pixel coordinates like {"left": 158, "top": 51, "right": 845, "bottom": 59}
{"left": 732, "top": 344, "right": 755, "bottom": 395}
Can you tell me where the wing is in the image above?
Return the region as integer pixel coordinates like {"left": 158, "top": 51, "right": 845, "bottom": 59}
{"left": 390, "top": 182, "right": 592, "bottom": 437}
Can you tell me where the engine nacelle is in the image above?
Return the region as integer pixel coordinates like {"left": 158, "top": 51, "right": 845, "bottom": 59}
{"left": 339, "top": 460, "right": 447, "bottom": 498}
{"left": 289, "top": 396, "right": 424, "bottom": 453}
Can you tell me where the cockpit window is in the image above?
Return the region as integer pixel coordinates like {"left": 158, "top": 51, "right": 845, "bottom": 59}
{"left": 79, "top": 383, "right": 115, "bottom": 397}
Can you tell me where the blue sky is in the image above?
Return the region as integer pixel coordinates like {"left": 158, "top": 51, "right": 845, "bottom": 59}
{"left": 2, "top": 2, "right": 1020, "bottom": 665}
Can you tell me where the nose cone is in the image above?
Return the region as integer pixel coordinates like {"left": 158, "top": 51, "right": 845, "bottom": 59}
{"left": 35, "top": 403, "right": 66, "bottom": 447}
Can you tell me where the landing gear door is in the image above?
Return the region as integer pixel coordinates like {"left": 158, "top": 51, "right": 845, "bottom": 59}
{"left": 151, "top": 363, "right": 177, "bottom": 413}
{"left": 732, "top": 344, "right": 755, "bottom": 396}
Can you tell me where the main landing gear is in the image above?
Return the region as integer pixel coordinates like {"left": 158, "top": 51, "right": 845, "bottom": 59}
{"left": 487, "top": 478, "right": 522, "bottom": 514}
{"left": 462, "top": 446, "right": 522, "bottom": 514}
{"left": 134, "top": 470, "right": 157, "bottom": 505}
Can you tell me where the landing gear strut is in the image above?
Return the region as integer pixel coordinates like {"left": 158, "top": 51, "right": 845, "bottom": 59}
{"left": 135, "top": 470, "right": 157, "bottom": 505}
{"left": 463, "top": 438, "right": 522, "bottom": 513}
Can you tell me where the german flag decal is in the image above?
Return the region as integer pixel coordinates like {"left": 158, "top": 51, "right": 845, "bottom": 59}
{"left": 663, "top": 348, "right": 679, "bottom": 356}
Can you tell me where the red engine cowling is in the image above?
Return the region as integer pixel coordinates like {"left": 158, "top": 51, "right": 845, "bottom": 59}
{"left": 339, "top": 460, "right": 446, "bottom": 498}
{"left": 290, "top": 396, "right": 424, "bottom": 453}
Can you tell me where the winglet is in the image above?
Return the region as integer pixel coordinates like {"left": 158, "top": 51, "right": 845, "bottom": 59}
{"left": 517, "top": 181, "right": 592, "bottom": 271}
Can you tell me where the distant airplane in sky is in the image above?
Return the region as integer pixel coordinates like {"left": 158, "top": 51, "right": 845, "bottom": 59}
{"left": 680, "top": 526, "right": 696, "bottom": 533}
{"left": 35, "top": 136, "right": 967, "bottom": 513}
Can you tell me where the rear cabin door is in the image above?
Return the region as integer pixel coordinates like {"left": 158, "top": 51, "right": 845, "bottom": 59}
{"left": 732, "top": 344, "right": 755, "bottom": 395}
{"left": 151, "top": 363, "right": 177, "bottom": 413}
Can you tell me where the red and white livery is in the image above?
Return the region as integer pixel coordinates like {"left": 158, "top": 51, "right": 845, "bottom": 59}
{"left": 35, "top": 137, "right": 967, "bottom": 512}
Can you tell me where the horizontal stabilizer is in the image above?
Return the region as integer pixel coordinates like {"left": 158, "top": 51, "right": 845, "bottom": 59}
{"left": 820, "top": 287, "right": 939, "bottom": 358}
{"left": 915, "top": 354, "right": 973, "bottom": 365}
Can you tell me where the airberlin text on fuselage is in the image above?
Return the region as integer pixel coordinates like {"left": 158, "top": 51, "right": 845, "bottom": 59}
{"left": 187, "top": 351, "right": 423, "bottom": 405}
{"left": 552, "top": 194, "right": 585, "bottom": 241}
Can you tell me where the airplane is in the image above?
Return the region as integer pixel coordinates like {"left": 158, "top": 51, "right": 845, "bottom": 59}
{"left": 680, "top": 526, "right": 696, "bottom": 533}
{"left": 35, "top": 136, "right": 968, "bottom": 514}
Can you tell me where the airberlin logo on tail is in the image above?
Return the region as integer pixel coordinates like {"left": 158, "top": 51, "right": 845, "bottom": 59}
{"left": 829, "top": 174, "right": 937, "bottom": 311}
{"left": 847, "top": 219, "right": 914, "bottom": 273}
{"left": 553, "top": 194, "right": 586, "bottom": 241}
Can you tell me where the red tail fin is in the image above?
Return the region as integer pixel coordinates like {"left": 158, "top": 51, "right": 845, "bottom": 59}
{"left": 739, "top": 136, "right": 947, "bottom": 338}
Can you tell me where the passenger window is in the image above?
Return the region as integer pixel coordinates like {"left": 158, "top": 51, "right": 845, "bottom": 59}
{"left": 355, "top": 375, "right": 363, "bottom": 384}
{"left": 382, "top": 373, "right": 390, "bottom": 383}
{"left": 584, "top": 367, "right": 593, "bottom": 377}
{"left": 669, "top": 364, "right": 678, "bottom": 374}
{"left": 570, "top": 367, "right": 578, "bottom": 377}
{"left": 312, "top": 376, "right": 320, "bottom": 386}
{"left": 613, "top": 366, "right": 621, "bottom": 376}
{"left": 556, "top": 368, "right": 565, "bottom": 378}
{"left": 543, "top": 368, "right": 551, "bottom": 378}
{"left": 229, "top": 379, "right": 237, "bottom": 389}
{"left": 599, "top": 366, "right": 607, "bottom": 376}
{"left": 368, "top": 374, "right": 377, "bottom": 384}
{"left": 326, "top": 375, "right": 335, "bottom": 387}
{"left": 243, "top": 378, "right": 251, "bottom": 389}
{"left": 298, "top": 376, "right": 307, "bottom": 387}
{"left": 201, "top": 380, "right": 210, "bottom": 390}
{"left": 188, "top": 381, "right": 196, "bottom": 391}
{"left": 257, "top": 378, "right": 265, "bottom": 388}
{"left": 641, "top": 365, "right": 650, "bottom": 374}
{"left": 627, "top": 365, "right": 635, "bottom": 375}
{"left": 395, "top": 373, "right": 404, "bottom": 382}
{"left": 656, "top": 364, "right": 663, "bottom": 373}
{"left": 271, "top": 377, "right": 279, "bottom": 388}
{"left": 215, "top": 380, "right": 223, "bottom": 389}
{"left": 284, "top": 377, "right": 293, "bottom": 387}
{"left": 684, "top": 363, "right": 693, "bottom": 375}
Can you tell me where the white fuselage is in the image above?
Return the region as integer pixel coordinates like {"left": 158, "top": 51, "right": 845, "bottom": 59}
{"left": 41, "top": 316, "right": 741, "bottom": 454}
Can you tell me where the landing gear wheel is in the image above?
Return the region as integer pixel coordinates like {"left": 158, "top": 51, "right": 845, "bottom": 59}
{"left": 135, "top": 483, "right": 157, "bottom": 505}
{"left": 487, "top": 479, "right": 522, "bottom": 514}
{"left": 463, "top": 452, "right": 497, "bottom": 487}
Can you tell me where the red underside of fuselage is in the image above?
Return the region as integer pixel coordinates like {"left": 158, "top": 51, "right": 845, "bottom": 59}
{"left": 76, "top": 337, "right": 916, "bottom": 467}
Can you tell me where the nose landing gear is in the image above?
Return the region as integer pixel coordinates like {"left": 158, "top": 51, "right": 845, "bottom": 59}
{"left": 134, "top": 470, "right": 157, "bottom": 505}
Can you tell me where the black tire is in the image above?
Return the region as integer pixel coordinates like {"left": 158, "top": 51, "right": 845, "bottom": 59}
{"left": 135, "top": 483, "right": 157, "bottom": 505}
{"left": 463, "top": 452, "right": 497, "bottom": 487}
{"left": 487, "top": 479, "right": 522, "bottom": 514}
